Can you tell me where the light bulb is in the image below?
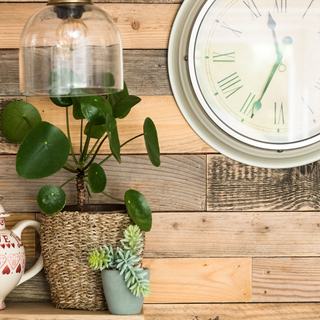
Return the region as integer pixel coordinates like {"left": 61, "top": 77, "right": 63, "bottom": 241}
{"left": 56, "top": 17, "right": 88, "bottom": 50}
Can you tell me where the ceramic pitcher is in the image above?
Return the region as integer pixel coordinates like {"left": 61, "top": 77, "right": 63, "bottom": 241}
{"left": 0, "top": 200, "right": 43, "bottom": 310}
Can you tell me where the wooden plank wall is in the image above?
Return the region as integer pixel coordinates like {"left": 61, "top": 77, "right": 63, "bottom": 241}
{"left": 1, "top": 0, "right": 320, "bottom": 319}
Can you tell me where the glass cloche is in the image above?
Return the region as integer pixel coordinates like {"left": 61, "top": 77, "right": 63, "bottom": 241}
{"left": 20, "top": 0, "right": 123, "bottom": 97}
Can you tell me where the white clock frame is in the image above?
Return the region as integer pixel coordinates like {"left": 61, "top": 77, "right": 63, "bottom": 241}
{"left": 168, "top": 0, "right": 320, "bottom": 168}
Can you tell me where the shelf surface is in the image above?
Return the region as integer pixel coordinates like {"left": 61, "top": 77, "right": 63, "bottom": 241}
{"left": 0, "top": 303, "right": 144, "bottom": 319}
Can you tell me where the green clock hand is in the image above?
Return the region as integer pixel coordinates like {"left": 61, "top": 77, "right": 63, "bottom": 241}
{"left": 252, "top": 36, "right": 293, "bottom": 118}
{"left": 268, "top": 12, "right": 281, "bottom": 56}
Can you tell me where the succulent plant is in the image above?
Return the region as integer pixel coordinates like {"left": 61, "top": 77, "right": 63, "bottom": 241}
{"left": 87, "top": 225, "right": 150, "bottom": 297}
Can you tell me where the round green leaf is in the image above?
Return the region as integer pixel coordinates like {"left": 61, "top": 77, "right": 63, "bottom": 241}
{"left": 84, "top": 122, "right": 106, "bottom": 139}
{"left": 108, "top": 82, "right": 129, "bottom": 107}
{"left": 80, "top": 96, "right": 112, "bottom": 125}
{"left": 1, "top": 101, "right": 42, "bottom": 143}
{"left": 50, "top": 97, "right": 73, "bottom": 107}
{"left": 88, "top": 163, "right": 107, "bottom": 193}
{"left": 16, "top": 122, "right": 70, "bottom": 179}
{"left": 144, "top": 118, "right": 160, "bottom": 167}
{"left": 37, "top": 185, "right": 66, "bottom": 215}
{"left": 106, "top": 113, "right": 121, "bottom": 163}
{"left": 125, "top": 190, "right": 152, "bottom": 232}
{"left": 113, "top": 95, "right": 141, "bottom": 119}
{"left": 72, "top": 97, "right": 85, "bottom": 120}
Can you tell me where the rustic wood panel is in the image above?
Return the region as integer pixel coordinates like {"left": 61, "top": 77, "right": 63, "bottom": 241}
{"left": 2, "top": 303, "right": 144, "bottom": 319}
{"left": 207, "top": 155, "right": 320, "bottom": 211}
{"left": 0, "top": 155, "right": 206, "bottom": 213}
{"left": 0, "top": 4, "right": 178, "bottom": 49}
{"left": 7, "top": 258, "right": 251, "bottom": 304}
{"left": 253, "top": 258, "right": 320, "bottom": 302}
{"left": 5, "top": 213, "right": 35, "bottom": 259}
{"left": 144, "top": 303, "right": 320, "bottom": 320}
{"left": 144, "top": 258, "right": 251, "bottom": 303}
{"left": 144, "top": 212, "right": 320, "bottom": 258}
{"left": 1, "top": 0, "right": 182, "bottom": 3}
{"left": 0, "top": 50, "right": 171, "bottom": 96}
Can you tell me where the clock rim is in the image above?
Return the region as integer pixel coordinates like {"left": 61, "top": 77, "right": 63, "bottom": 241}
{"left": 168, "top": 0, "right": 320, "bottom": 168}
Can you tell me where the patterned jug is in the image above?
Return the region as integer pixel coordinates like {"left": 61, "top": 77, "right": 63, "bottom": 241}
{"left": 0, "top": 197, "right": 43, "bottom": 310}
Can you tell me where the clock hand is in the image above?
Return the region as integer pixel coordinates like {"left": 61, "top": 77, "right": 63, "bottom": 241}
{"left": 268, "top": 12, "right": 281, "bottom": 56}
{"left": 251, "top": 36, "right": 293, "bottom": 118}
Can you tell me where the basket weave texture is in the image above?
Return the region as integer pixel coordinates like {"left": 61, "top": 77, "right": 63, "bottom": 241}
{"left": 39, "top": 210, "right": 145, "bottom": 311}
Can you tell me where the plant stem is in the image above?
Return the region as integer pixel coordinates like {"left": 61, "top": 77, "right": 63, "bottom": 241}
{"left": 84, "top": 138, "right": 100, "bottom": 164}
{"left": 77, "top": 174, "right": 86, "bottom": 211}
{"left": 80, "top": 135, "right": 91, "bottom": 164}
{"left": 63, "top": 165, "right": 78, "bottom": 173}
{"left": 66, "top": 107, "right": 79, "bottom": 166}
{"left": 102, "top": 191, "right": 125, "bottom": 203}
{"left": 65, "top": 162, "right": 77, "bottom": 171}
{"left": 98, "top": 133, "right": 144, "bottom": 167}
{"left": 83, "top": 134, "right": 108, "bottom": 171}
{"left": 80, "top": 119, "right": 83, "bottom": 155}
{"left": 60, "top": 176, "right": 77, "bottom": 188}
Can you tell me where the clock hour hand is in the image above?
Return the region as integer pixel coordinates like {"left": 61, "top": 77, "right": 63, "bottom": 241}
{"left": 252, "top": 36, "right": 293, "bottom": 118}
{"left": 268, "top": 12, "right": 281, "bottom": 56}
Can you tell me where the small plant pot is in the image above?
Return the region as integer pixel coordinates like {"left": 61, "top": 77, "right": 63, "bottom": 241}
{"left": 101, "top": 268, "right": 150, "bottom": 315}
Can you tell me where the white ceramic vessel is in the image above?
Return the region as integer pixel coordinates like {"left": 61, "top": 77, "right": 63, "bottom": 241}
{"left": 0, "top": 201, "right": 43, "bottom": 310}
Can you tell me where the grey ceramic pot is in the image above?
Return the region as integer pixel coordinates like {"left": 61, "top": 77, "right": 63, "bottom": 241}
{"left": 101, "top": 268, "right": 150, "bottom": 315}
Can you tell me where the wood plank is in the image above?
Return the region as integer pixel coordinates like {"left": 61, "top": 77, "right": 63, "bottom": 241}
{"left": 7, "top": 258, "right": 251, "bottom": 303}
{"left": 0, "top": 155, "right": 206, "bottom": 213}
{"left": 207, "top": 155, "right": 320, "bottom": 211}
{"left": 4, "top": 213, "right": 36, "bottom": 259}
{"left": 253, "top": 258, "right": 320, "bottom": 302}
{"left": 144, "top": 258, "right": 251, "bottom": 303}
{"left": 1, "top": 303, "right": 144, "bottom": 319}
{"left": 144, "top": 303, "right": 320, "bottom": 320}
{"left": 0, "top": 50, "right": 171, "bottom": 96}
{"left": 0, "top": 4, "right": 179, "bottom": 49}
{"left": 144, "top": 212, "right": 320, "bottom": 258}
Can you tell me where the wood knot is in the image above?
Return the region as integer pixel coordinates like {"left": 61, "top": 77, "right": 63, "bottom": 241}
{"left": 131, "top": 20, "right": 140, "bottom": 30}
{"left": 113, "top": 18, "right": 118, "bottom": 23}
{"left": 173, "top": 222, "right": 178, "bottom": 229}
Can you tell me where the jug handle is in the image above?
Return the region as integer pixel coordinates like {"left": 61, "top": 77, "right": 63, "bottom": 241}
{"left": 10, "top": 220, "right": 43, "bottom": 286}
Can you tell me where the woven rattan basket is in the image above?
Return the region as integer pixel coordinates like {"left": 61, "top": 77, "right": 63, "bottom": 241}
{"left": 39, "top": 208, "right": 145, "bottom": 311}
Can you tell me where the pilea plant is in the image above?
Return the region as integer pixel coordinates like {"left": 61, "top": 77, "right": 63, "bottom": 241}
{"left": 0, "top": 83, "right": 160, "bottom": 231}
{"left": 88, "top": 225, "right": 150, "bottom": 298}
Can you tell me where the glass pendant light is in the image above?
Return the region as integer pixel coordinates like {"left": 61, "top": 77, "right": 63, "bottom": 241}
{"left": 20, "top": 0, "right": 123, "bottom": 97}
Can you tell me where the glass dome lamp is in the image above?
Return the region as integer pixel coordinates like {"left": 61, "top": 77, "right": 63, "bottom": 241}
{"left": 20, "top": 0, "right": 123, "bottom": 97}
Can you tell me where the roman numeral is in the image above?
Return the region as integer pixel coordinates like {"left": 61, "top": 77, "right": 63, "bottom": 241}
{"left": 218, "top": 21, "right": 242, "bottom": 37}
{"left": 213, "top": 52, "right": 235, "bottom": 62}
{"left": 240, "top": 93, "right": 256, "bottom": 116}
{"left": 243, "top": 0, "right": 262, "bottom": 20}
{"left": 316, "top": 79, "right": 320, "bottom": 90}
{"left": 218, "top": 72, "right": 244, "bottom": 99}
{"left": 274, "top": 0, "right": 287, "bottom": 13}
{"left": 302, "top": 0, "right": 314, "bottom": 18}
{"left": 274, "top": 103, "right": 285, "bottom": 125}
{"left": 302, "top": 97, "right": 316, "bottom": 123}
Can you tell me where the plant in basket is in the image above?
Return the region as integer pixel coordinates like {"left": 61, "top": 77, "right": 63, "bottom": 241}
{"left": 0, "top": 82, "right": 160, "bottom": 311}
{"left": 88, "top": 225, "right": 150, "bottom": 315}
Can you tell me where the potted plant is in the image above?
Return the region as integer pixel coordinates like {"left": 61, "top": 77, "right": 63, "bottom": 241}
{"left": 88, "top": 225, "right": 150, "bottom": 315}
{"left": 0, "top": 82, "right": 160, "bottom": 310}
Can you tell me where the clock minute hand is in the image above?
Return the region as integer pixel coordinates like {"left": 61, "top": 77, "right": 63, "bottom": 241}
{"left": 268, "top": 12, "right": 281, "bottom": 56}
{"left": 251, "top": 36, "right": 293, "bottom": 118}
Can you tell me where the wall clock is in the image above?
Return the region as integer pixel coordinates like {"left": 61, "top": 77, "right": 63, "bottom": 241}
{"left": 168, "top": 0, "right": 320, "bottom": 168}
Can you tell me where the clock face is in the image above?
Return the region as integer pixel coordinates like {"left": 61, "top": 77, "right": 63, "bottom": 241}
{"left": 189, "top": 0, "right": 320, "bottom": 149}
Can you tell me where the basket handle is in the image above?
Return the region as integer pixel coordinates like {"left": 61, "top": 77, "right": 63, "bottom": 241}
{"left": 10, "top": 220, "right": 43, "bottom": 286}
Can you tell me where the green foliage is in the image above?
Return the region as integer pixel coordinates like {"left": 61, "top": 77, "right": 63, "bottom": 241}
{"left": 1, "top": 82, "right": 160, "bottom": 228}
{"left": 87, "top": 225, "right": 151, "bottom": 298}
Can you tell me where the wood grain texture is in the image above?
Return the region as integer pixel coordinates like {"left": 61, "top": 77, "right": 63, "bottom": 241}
{"left": 20, "top": 96, "right": 211, "bottom": 155}
{"left": 144, "top": 303, "right": 320, "bottom": 320}
{"left": 144, "top": 212, "right": 320, "bottom": 258}
{"left": 5, "top": 213, "right": 35, "bottom": 259}
{"left": 1, "top": 303, "right": 144, "bottom": 319}
{"left": 0, "top": 50, "right": 171, "bottom": 96}
{"left": 253, "top": 258, "right": 320, "bottom": 302}
{"left": 0, "top": 155, "right": 206, "bottom": 213}
{"left": 207, "top": 155, "right": 320, "bottom": 211}
{"left": 144, "top": 258, "right": 251, "bottom": 303}
{"left": 0, "top": 3, "right": 179, "bottom": 49}
{"left": 1, "top": 0, "right": 182, "bottom": 3}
